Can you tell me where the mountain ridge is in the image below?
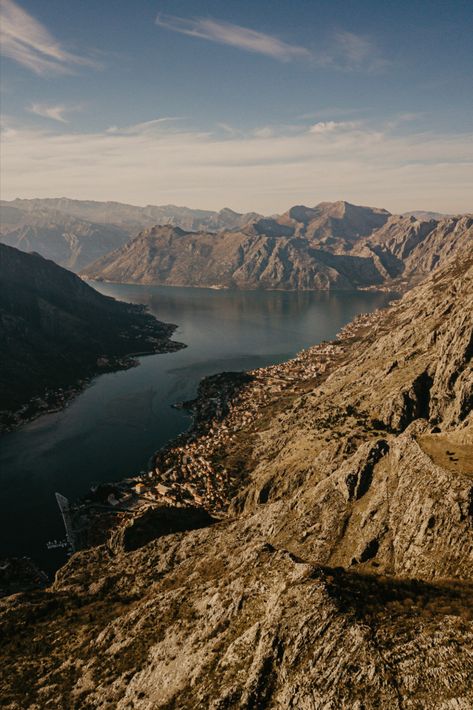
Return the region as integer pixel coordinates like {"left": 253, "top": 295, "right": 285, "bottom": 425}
{"left": 0, "top": 199, "right": 262, "bottom": 273}
{"left": 1, "top": 197, "right": 261, "bottom": 232}
{"left": 81, "top": 202, "right": 473, "bottom": 291}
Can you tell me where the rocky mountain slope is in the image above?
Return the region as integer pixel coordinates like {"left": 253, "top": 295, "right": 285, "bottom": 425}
{"left": 0, "top": 244, "right": 182, "bottom": 431}
{"left": 0, "top": 204, "right": 131, "bottom": 272}
{"left": 2, "top": 198, "right": 261, "bottom": 233}
{"left": 82, "top": 201, "right": 472, "bottom": 291}
{"left": 82, "top": 223, "right": 389, "bottom": 290}
{"left": 1, "top": 246, "right": 472, "bottom": 708}
{"left": 356, "top": 214, "right": 473, "bottom": 287}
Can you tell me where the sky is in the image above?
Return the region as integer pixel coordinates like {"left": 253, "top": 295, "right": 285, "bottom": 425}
{"left": 1, "top": 0, "right": 472, "bottom": 214}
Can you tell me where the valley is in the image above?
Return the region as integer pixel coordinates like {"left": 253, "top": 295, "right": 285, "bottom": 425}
{"left": 1, "top": 247, "right": 472, "bottom": 708}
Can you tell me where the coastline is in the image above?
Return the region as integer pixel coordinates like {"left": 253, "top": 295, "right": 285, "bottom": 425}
{"left": 0, "top": 326, "right": 185, "bottom": 435}
{"left": 60, "top": 305, "right": 389, "bottom": 553}
{"left": 87, "top": 277, "right": 395, "bottom": 294}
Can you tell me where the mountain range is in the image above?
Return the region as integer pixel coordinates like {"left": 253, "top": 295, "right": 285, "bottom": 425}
{"left": 0, "top": 198, "right": 260, "bottom": 271}
{"left": 82, "top": 200, "right": 472, "bottom": 291}
{"left": 2, "top": 198, "right": 470, "bottom": 292}
{"left": 0, "top": 204, "right": 131, "bottom": 272}
{"left": 1, "top": 238, "right": 472, "bottom": 708}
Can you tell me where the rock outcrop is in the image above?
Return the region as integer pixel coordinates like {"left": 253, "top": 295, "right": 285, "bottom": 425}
{"left": 1, "top": 247, "right": 472, "bottom": 708}
{"left": 358, "top": 214, "right": 473, "bottom": 288}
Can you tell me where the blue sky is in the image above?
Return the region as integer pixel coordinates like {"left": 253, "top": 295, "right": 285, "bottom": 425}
{"left": 1, "top": 0, "right": 472, "bottom": 213}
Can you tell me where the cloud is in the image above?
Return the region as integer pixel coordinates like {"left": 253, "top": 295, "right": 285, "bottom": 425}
{"left": 28, "top": 103, "right": 81, "bottom": 123}
{"left": 155, "top": 13, "right": 311, "bottom": 62}
{"left": 331, "top": 31, "right": 388, "bottom": 71}
{"left": 253, "top": 126, "right": 275, "bottom": 138}
{"left": 216, "top": 123, "right": 242, "bottom": 137}
{"left": 299, "top": 107, "right": 368, "bottom": 120}
{"left": 0, "top": 0, "right": 98, "bottom": 75}
{"left": 1, "top": 117, "right": 471, "bottom": 214}
{"left": 154, "top": 14, "right": 387, "bottom": 72}
{"left": 105, "top": 117, "right": 186, "bottom": 135}
{"left": 333, "top": 31, "right": 374, "bottom": 64}
{"left": 309, "top": 121, "right": 359, "bottom": 134}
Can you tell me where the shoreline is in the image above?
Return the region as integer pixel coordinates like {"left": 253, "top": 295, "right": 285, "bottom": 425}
{"left": 0, "top": 329, "right": 185, "bottom": 436}
{"left": 88, "top": 277, "right": 395, "bottom": 295}
{"left": 61, "top": 305, "right": 389, "bottom": 553}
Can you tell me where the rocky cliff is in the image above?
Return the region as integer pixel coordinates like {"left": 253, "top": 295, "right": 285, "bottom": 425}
{"left": 0, "top": 244, "right": 182, "bottom": 430}
{"left": 358, "top": 214, "right": 473, "bottom": 287}
{"left": 81, "top": 202, "right": 472, "bottom": 291}
{"left": 1, "top": 246, "right": 472, "bottom": 708}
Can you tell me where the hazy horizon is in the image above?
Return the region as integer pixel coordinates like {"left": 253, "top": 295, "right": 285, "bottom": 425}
{"left": 1, "top": 0, "right": 472, "bottom": 213}
{"left": 1, "top": 193, "right": 466, "bottom": 218}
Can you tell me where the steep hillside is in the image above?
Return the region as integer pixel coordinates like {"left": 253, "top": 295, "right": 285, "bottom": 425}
{"left": 0, "top": 205, "right": 131, "bottom": 271}
{"left": 1, "top": 249, "right": 472, "bottom": 708}
{"left": 0, "top": 244, "right": 182, "bottom": 430}
{"left": 82, "top": 223, "right": 387, "bottom": 290}
{"left": 357, "top": 214, "right": 473, "bottom": 287}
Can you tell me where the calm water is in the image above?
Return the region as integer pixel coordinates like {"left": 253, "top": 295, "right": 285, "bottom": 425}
{"left": 0, "top": 284, "right": 389, "bottom": 571}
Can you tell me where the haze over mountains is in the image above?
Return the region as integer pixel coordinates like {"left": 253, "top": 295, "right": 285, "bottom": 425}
{"left": 1, "top": 197, "right": 261, "bottom": 232}
{"left": 0, "top": 205, "right": 131, "bottom": 272}
{"left": 0, "top": 198, "right": 260, "bottom": 271}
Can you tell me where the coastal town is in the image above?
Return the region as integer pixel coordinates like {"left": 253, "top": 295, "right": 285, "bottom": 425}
{"left": 63, "top": 306, "right": 386, "bottom": 550}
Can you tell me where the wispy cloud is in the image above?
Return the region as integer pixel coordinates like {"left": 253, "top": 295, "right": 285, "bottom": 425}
{"left": 28, "top": 102, "right": 81, "bottom": 123}
{"left": 2, "top": 117, "right": 471, "bottom": 214}
{"left": 326, "top": 31, "right": 389, "bottom": 72}
{"left": 105, "top": 117, "right": 186, "bottom": 135}
{"left": 155, "top": 13, "right": 311, "bottom": 62}
{"left": 154, "top": 13, "right": 387, "bottom": 72}
{"left": 333, "top": 31, "right": 373, "bottom": 64}
{"left": 0, "top": 0, "right": 98, "bottom": 75}
{"left": 309, "top": 120, "right": 360, "bottom": 134}
{"left": 299, "top": 107, "right": 368, "bottom": 120}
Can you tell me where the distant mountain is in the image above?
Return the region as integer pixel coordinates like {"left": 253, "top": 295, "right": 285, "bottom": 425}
{"left": 248, "top": 200, "right": 390, "bottom": 249}
{"left": 0, "top": 244, "right": 182, "bottom": 430}
{"left": 81, "top": 201, "right": 392, "bottom": 290}
{"left": 403, "top": 210, "right": 450, "bottom": 220}
{"left": 81, "top": 201, "right": 472, "bottom": 291}
{"left": 0, "top": 205, "right": 131, "bottom": 272}
{"left": 2, "top": 198, "right": 261, "bottom": 233}
{"left": 0, "top": 199, "right": 262, "bottom": 272}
